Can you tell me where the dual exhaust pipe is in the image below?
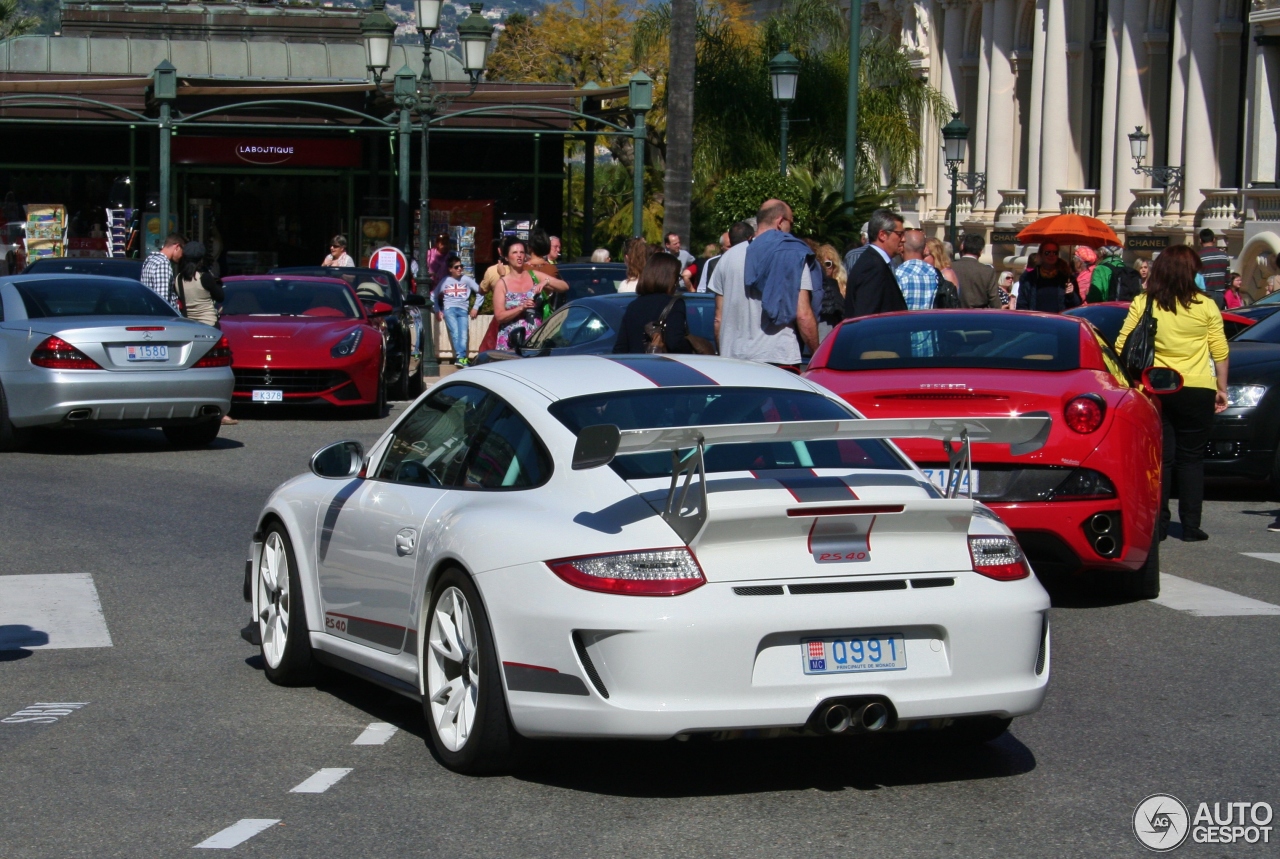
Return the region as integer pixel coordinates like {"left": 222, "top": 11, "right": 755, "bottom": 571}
{"left": 816, "top": 699, "right": 891, "bottom": 735}
{"left": 1086, "top": 512, "right": 1122, "bottom": 558}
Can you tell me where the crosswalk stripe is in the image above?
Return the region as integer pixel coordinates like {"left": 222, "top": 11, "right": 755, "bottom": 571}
{"left": 193, "top": 819, "right": 279, "bottom": 849}
{"left": 0, "top": 574, "right": 112, "bottom": 650}
{"left": 352, "top": 722, "right": 398, "bottom": 745}
{"left": 1153, "top": 574, "right": 1280, "bottom": 617}
{"left": 1240, "top": 553, "right": 1280, "bottom": 564}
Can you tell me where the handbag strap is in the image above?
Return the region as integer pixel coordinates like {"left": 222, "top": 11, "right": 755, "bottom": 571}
{"left": 656, "top": 294, "right": 680, "bottom": 327}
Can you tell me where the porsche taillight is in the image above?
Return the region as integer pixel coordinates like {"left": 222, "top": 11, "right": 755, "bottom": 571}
{"left": 30, "top": 336, "right": 103, "bottom": 370}
{"left": 193, "top": 335, "right": 233, "bottom": 368}
{"left": 547, "top": 548, "right": 706, "bottom": 596}
{"left": 968, "top": 536, "right": 1031, "bottom": 581}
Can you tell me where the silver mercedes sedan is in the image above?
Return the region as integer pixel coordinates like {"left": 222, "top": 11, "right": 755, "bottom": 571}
{"left": 0, "top": 274, "right": 234, "bottom": 449}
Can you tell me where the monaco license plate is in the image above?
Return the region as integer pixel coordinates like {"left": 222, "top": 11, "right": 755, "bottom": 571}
{"left": 125, "top": 344, "right": 168, "bottom": 362}
{"left": 252, "top": 389, "right": 283, "bottom": 403}
{"left": 921, "top": 468, "right": 978, "bottom": 495}
{"left": 802, "top": 633, "right": 907, "bottom": 674}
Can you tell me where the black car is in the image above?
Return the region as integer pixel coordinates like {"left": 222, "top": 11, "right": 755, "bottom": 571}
{"left": 1207, "top": 310, "right": 1280, "bottom": 484}
{"left": 1067, "top": 301, "right": 1255, "bottom": 348}
{"left": 271, "top": 266, "right": 428, "bottom": 399}
{"left": 474, "top": 292, "right": 717, "bottom": 361}
{"left": 24, "top": 257, "right": 144, "bottom": 280}
{"left": 552, "top": 262, "right": 625, "bottom": 303}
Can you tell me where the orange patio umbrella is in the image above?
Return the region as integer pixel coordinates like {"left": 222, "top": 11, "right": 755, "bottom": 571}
{"left": 1015, "top": 214, "right": 1121, "bottom": 248}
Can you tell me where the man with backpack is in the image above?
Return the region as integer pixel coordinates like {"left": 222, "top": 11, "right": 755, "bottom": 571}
{"left": 1089, "top": 246, "right": 1125, "bottom": 302}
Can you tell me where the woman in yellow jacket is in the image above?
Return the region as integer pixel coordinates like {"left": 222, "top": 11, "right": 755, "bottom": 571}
{"left": 1116, "top": 245, "right": 1229, "bottom": 542}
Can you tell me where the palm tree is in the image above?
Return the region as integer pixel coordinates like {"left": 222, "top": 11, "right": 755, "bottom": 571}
{"left": 0, "top": 0, "right": 38, "bottom": 39}
{"left": 662, "top": 0, "right": 696, "bottom": 251}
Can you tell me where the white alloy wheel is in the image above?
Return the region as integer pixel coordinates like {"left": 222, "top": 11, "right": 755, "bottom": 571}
{"left": 427, "top": 586, "right": 480, "bottom": 751}
{"left": 258, "top": 530, "right": 292, "bottom": 669}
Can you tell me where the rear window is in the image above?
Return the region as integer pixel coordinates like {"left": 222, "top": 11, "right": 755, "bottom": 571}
{"left": 548, "top": 386, "right": 907, "bottom": 479}
{"left": 15, "top": 278, "right": 177, "bottom": 318}
{"left": 222, "top": 280, "right": 362, "bottom": 318}
{"left": 826, "top": 313, "right": 1081, "bottom": 372}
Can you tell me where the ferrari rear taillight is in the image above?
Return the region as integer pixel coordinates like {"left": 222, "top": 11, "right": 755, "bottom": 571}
{"left": 1064, "top": 394, "right": 1106, "bottom": 433}
{"left": 30, "top": 336, "right": 103, "bottom": 370}
{"left": 193, "top": 335, "right": 233, "bottom": 368}
{"left": 547, "top": 548, "right": 706, "bottom": 596}
{"left": 968, "top": 536, "right": 1030, "bottom": 581}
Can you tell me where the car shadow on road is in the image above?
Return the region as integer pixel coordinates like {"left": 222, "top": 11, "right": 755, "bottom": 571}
{"left": 13, "top": 427, "right": 243, "bottom": 455}
{"left": 512, "top": 731, "right": 1036, "bottom": 797}
{"left": 228, "top": 404, "right": 391, "bottom": 422}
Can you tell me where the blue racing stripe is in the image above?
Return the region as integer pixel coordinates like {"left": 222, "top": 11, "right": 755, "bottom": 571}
{"left": 605, "top": 355, "right": 719, "bottom": 387}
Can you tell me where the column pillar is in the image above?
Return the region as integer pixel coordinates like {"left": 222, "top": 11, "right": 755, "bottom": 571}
{"left": 1025, "top": 0, "right": 1048, "bottom": 214}
{"left": 1178, "top": 0, "right": 1221, "bottom": 220}
{"left": 973, "top": 2, "right": 994, "bottom": 216}
{"left": 983, "top": 0, "right": 1017, "bottom": 208}
{"left": 1096, "top": 0, "right": 1123, "bottom": 220}
{"left": 1247, "top": 41, "right": 1279, "bottom": 186}
{"left": 1109, "top": 0, "right": 1149, "bottom": 222}
{"left": 938, "top": 0, "right": 968, "bottom": 220}
{"left": 1037, "top": 0, "right": 1070, "bottom": 214}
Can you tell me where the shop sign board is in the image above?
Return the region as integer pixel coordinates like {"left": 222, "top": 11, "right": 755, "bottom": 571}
{"left": 1125, "top": 234, "right": 1171, "bottom": 251}
{"left": 989, "top": 230, "right": 1021, "bottom": 244}
{"left": 369, "top": 246, "right": 408, "bottom": 282}
{"left": 172, "top": 137, "right": 362, "bottom": 168}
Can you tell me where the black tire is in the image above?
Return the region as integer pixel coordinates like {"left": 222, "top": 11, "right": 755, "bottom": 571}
{"left": 421, "top": 567, "right": 516, "bottom": 774}
{"left": 1120, "top": 525, "right": 1160, "bottom": 600}
{"left": 407, "top": 333, "right": 425, "bottom": 398}
{"left": 942, "top": 715, "right": 1012, "bottom": 745}
{"left": 257, "top": 524, "right": 317, "bottom": 686}
{"left": 0, "top": 382, "right": 28, "bottom": 452}
{"left": 365, "top": 349, "right": 388, "bottom": 419}
{"left": 393, "top": 336, "right": 413, "bottom": 401}
{"left": 163, "top": 418, "right": 221, "bottom": 448}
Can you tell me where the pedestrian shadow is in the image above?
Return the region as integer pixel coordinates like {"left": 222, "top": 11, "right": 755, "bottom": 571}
{"left": 511, "top": 730, "right": 1036, "bottom": 797}
{"left": 13, "top": 427, "right": 243, "bottom": 455}
{"left": 0, "top": 624, "right": 49, "bottom": 660}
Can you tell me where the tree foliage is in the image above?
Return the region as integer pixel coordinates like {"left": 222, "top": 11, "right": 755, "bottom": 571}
{"left": 711, "top": 171, "right": 812, "bottom": 234}
{"left": 3, "top": 0, "right": 39, "bottom": 38}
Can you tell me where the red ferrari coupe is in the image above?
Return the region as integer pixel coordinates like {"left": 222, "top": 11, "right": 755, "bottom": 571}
{"left": 220, "top": 276, "right": 388, "bottom": 415}
{"left": 805, "top": 310, "right": 1164, "bottom": 598}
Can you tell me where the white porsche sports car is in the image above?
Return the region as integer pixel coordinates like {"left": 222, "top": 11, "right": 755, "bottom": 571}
{"left": 245, "top": 355, "right": 1052, "bottom": 773}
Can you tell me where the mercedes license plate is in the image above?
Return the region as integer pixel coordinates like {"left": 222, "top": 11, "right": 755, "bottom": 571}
{"left": 125, "top": 344, "right": 168, "bottom": 362}
{"left": 252, "top": 389, "right": 283, "bottom": 403}
{"left": 802, "top": 633, "right": 907, "bottom": 674}
{"left": 921, "top": 468, "right": 978, "bottom": 495}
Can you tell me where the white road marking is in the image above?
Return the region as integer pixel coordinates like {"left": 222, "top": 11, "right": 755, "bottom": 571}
{"left": 1241, "top": 552, "right": 1280, "bottom": 564}
{"left": 289, "top": 767, "right": 353, "bottom": 794}
{"left": 1153, "top": 574, "right": 1280, "bottom": 617}
{"left": 2, "top": 702, "right": 88, "bottom": 725}
{"left": 193, "top": 819, "right": 280, "bottom": 849}
{"left": 352, "top": 722, "right": 398, "bottom": 745}
{"left": 0, "top": 574, "right": 112, "bottom": 650}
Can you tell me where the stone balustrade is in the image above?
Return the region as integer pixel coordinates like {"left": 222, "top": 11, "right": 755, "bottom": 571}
{"left": 894, "top": 184, "right": 925, "bottom": 221}
{"left": 1057, "top": 189, "right": 1099, "bottom": 217}
{"left": 995, "top": 190, "right": 1027, "bottom": 225}
{"left": 1198, "top": 189, "right": 1240, "bottom": 229}
{"left": 953, "top": 189, "right": 974, "bottom": 222}
{"left": 1129, "top": 189, "right": 1167, "bottom": 226}
{"left": 1241, "top": 189, "right": 1280, "bottom": 223}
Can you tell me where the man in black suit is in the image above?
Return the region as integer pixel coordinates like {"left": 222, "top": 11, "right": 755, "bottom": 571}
{"left": 844, "top": 209, "right": 908, "bottom": 318}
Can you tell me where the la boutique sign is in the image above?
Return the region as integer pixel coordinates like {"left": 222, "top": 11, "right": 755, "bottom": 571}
{"left": 236, "top": 143, "right": 296, "bottom": 165}
{"left": 171, "top": 136, "right": 362, "bottom": 168}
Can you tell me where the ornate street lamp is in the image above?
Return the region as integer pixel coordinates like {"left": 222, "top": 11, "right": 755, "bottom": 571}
{"left": 457, "top": 4, "right": 495, "bottom": 84}
{"left": 942, "top": 112, "right": 969, "bottom": 249}
{"left": 415, "top": 0, "right": 443, "bottom": 81}
{"left": 362, "top": 0, "right": 396, "bottom": 85}
{"left": 769, "top": 44, "right": 800, "bottom": 177}
{"left": 1128, "top": 125, "right": 1183, "bottom": 195}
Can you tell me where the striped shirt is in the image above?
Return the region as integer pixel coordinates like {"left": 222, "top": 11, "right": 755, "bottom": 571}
{"left": 895, "top": 259, "right": 938, "bottom": 310}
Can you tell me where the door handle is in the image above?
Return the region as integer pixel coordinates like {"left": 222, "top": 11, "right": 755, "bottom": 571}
{"left": 395, "top": 528, "right": 418, "bottom": 556}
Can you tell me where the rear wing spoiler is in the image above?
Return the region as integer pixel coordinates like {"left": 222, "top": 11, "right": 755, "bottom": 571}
{"left": 571, "top": 414, "right": 1051, "bottom": 543}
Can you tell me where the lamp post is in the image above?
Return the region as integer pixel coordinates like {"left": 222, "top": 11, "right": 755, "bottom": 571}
{"left": 153, "top": 60, "right": 177, "bottom": 253}
{"left": 941, "top": 111, "right": 969, "bottom": 250}
{"left": 769, "top": 45, "right": 800, "bottom": 177}
{"left": 361, "top": 0, "right": 395, "bottom": 85}
{"left": 628, "top": 71, "right": 654, "bottom": 239}
{"left": 1127, "top": 125, "right": 1183, "bottom": 196}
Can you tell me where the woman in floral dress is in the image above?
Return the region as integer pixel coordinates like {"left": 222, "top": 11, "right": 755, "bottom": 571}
{"left": 493, "top": 241, "right": 545, "bottom": 350}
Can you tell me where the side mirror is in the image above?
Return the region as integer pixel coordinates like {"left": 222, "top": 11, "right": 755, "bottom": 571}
{"left": 310, "top": 440, "right": 365, "bottom": 479}
{"left": 404, "top": 293, "right": 427, "bottom": 307}
{"left": 1140, "top": 366, "right": 1183, "bottom": 395}
{"left": 572, "top": 424, "right": 621, "bottom": 470}
{"left": 369, "top": 301, "right": 394, "bottom": 316}
{"left": 509, "top": 327, "right": 527, "bottom": 351}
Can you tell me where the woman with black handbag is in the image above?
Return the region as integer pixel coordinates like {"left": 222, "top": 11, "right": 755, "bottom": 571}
{"left": 1116, "top": 245, "right": 1229, "bottom": 542}
{"left": 613, "top": 253, "right": 691, "bottom": 355}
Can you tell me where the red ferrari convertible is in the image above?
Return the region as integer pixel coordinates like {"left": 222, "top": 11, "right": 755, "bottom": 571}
{"left": 220, "top": 276, "right": 387, "bottom": 415}
{"left": 805, "top": 310, "right": 1164, "bottom": 598}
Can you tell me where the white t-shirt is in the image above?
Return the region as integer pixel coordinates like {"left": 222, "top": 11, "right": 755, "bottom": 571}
{"left": 709, "top": 241, "right": 812, "bottom": 365}
{"left": 617, "top": 277, "right": 638, "bottom": 293}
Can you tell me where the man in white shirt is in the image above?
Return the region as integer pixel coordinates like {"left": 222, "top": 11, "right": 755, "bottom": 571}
{"left": 664, "top": 232, "right": 695, "bottom": 269}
